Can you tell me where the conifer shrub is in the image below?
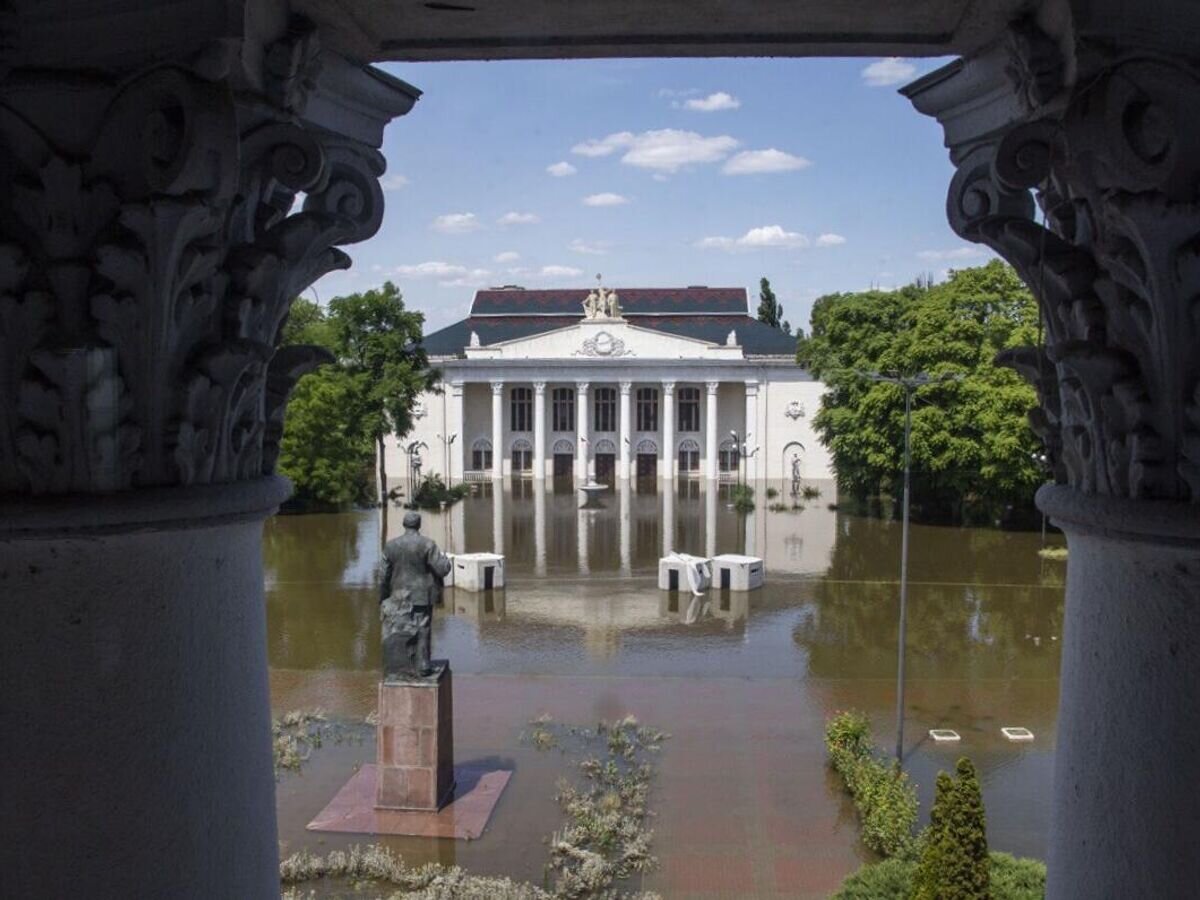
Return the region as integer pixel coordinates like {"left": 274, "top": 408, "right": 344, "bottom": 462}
{"left": 833, "top": 853, "right": 1045, "bottom": 900}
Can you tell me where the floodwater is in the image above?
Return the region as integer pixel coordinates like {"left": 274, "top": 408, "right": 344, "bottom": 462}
{"left": 267, "top": 480, "right": 1065, "bottom": 899}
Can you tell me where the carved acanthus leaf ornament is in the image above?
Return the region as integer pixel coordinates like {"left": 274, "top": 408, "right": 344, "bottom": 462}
{"left": 0, "top": 28, "right": 401, "bottom": 494}
{"left": 940, "top": 35, "right": 1200, "bottom": 503}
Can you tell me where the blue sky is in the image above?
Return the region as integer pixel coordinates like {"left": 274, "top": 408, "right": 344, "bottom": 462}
{"left": 312, "top": 55, "right": 993, "bottom": 335}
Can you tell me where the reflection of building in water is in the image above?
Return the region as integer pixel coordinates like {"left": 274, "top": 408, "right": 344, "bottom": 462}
{"left": 385, "top": 285, "right": 832, "bottom": 488}
{"left": 448, "top": 586, "right": 507, "bottom": 625}
{"left": 658, "top": 588, "right": 750, "bottom": 627}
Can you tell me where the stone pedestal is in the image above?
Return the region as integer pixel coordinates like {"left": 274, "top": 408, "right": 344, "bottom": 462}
{"left": 376, "top": 664, "right": 455, "bottom": 811}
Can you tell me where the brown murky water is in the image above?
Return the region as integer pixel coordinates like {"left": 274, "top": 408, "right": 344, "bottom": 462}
{"left": 267, "top": 481, "right": 1065, "bottom": 898}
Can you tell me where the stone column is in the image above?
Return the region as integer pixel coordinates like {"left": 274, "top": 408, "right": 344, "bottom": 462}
{"left": 0, "top": 15, "right": 418, "bottom": 896}
{"left": 705, "top": 482, "right": 718, "bottom": 558}
{"left": 533, "top": 381, "right": 547, "bottom": 480}
{"left": 906, "top": 18, "right": 1200, "bottom": 896}
{"left": 493, "top": 478, "right": 505, "bottom": 555}
{"left": 618, "top": 380, "right": 632, "bottom": 480}
{"left": 447, "top": 381, "right": 465, "bottom": 483}
{"left": 490, "top": 381, "right": 504, "bottom": 481}
{"left": 577, "top": 504, "right": 589, "bottom": 574}
{"left": 705, "top": 381, "right": 720, "bottom": 481}
{"left": 744, "top": 380, "right": 760, "bottom": 482}
{"left": 619, "top": 477, "right": 632, "bottom": 575}
{"left": 662, "top": 481, "right": 675, "bottom": 556}
{"left": 534, "top": 481, "right": 547, "bottom": 576}
{"left": 662, "top": 381, "right": 676, "bottom": 481}
{"left": 576, "top": 381, "right": 590, "bottom": 483}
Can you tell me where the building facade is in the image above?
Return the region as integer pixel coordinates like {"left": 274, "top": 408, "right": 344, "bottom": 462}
{"left": 386, "top": 284, "right": 832, "bottom": 488}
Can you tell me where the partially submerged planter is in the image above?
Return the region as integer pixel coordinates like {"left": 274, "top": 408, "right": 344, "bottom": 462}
{"left": 711, "top": 553, "right": 765, "bottom": 591}
{"left": 450, "top": 552, "right": 505, "bottom": 592}
{"left": 929, "top": 729, "right": 961, "bottom": 742}
{"left": 1002, "top": 726, "right": 1035, "bottom": 742}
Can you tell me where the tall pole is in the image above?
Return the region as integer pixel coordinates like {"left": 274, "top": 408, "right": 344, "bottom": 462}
{"left": 895, "top": 386, "right": 913, "bottom": 762}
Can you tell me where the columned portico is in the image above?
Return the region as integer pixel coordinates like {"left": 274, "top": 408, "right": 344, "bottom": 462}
{"left": 705, "top": 381, "right": 720, "bottom": 480}
{"left": 745, "top": 380, "right": 760, "bottom": 482}
{"left": 907, "top": 13, "right": 1200, "bottom": 895}
{"left": 490, "top": 381, "right": 504, "bottom": 481}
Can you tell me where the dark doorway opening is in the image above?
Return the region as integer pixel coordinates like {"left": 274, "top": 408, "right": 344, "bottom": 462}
{"left": 594, "top": 453, "right": 615, "bottom": 486}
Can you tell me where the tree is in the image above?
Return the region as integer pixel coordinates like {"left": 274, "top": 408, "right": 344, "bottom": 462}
{"left": 911, "top": 758, "right": 990, "bottom": 900}
{"left": 757, "top": 277, "right": 791, "bottom": 333}
{"left": 804, "top": 261, "right": 1044, "bottom": 524}
{"left": 327, "top": 281, "right": 438, "bottom": 507}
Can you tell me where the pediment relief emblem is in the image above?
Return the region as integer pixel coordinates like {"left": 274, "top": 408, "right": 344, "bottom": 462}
{"left": 574, "top": 330, "right": 634, "bottom": 358}
{"left": 785, "top": 401, "right": 806, "bottom": 420}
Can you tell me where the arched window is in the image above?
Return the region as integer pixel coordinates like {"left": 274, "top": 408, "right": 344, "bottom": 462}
{"left": 678, "top": 438, "right": 700, "bottom": 473}
{"left": 635, "top": 439, "right": 657, "bottom": 454}
{"left": 511, "top": 438, "right": 532, "bottom": 473}
{"left": 552, "top": 438, "right": 574, "bottom": 454}
{"left": 471, "top": 438, "right": 493, "bottom": 471}
{"left": 593, "top": 438, "right": 616, "bottom": 454}
{"left": 719, "top": 438, "right": 740, "bottom": 473}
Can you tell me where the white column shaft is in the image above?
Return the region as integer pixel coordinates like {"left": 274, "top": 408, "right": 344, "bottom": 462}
{"left": 490, "top": 381, "right": 504, "bottom": 481}
{"left": 662, "top": 382, "right": 675, "bottom": 481}
{"left": 705, "top": 381, "right": 719, "bottom": 480}
{"left": 576, "top": 382, "right": 590, "bottom": 483}
{"left": 533, "top": 382, "right": 546, "bottom": 480}
{"left": 618, "top": 381, "right": 632, "bottom": 480}
{"left": 448, "top": 381, "right": 464, "bottom": 482}
{"left": 745, "top": 381, "right": 759, "bottom": 482}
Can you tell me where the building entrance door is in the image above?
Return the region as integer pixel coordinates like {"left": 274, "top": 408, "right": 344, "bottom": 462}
{"left": 636, "top": 453, "right": 657, "bottom": 483}
{"left": 594, "top": 453, "right": 615, "bottom": 486}
{"left": 553, "top": 453, "right": 573, "bottom": 479}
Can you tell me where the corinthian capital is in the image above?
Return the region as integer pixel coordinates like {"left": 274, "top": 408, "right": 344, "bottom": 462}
{"left": 908, "top": 17, "right": 1200, "bottom": 504}
{"left": 0, "top": 20, "right": 419, "bottom": 495}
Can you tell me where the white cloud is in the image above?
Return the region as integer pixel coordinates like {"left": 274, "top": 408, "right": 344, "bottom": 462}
{"left": 722, "top": 148, "right": 812, "bottom": 175}
{"left": 497, "top": 211, "right": 540, "bottom": 225}
{"left": 393, "top": 261, "right": 470, "bottom": 278}
{"left": 380, "top": 174, "right": 409, "bottom": 190}
{"left": 493, "top": 251, "right": 520, "bottom": 263}
{"left": 431, "top": 212, "right": 482, "bottom": 234}
{"left": 569, "top": 239, "right": 609, "bottom": 255}
{"left": 439, "top": 269, "right": 492, "bottom": 288}
{"left": 572, "top": 129, "right": 740, "bottom": 173}
{"left": 582, "top": 192, "right": 630, "bottom": 207}
{"left": 682, "top": 91, "right": 741, "bottom": 112}
{"left": 546, "top": 161, "right": 578, "bottom": 177}
{"left": 816, "top": 233, "right": 847, "bottom": 247}
{"left": 697, "top": 225, "right": 811, "bottom": 251}
{"left": 509, "top": 264, "right": 586, "bottom": 280}
{"left": 862, "top": 57, "right": 918, "bottom": 87}
{"left": 917, "top": 246, "right": 986, "bottom": 261}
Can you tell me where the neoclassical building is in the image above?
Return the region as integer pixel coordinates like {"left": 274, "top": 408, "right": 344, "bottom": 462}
{"left": 387, "top": 283, "right": 832, "bottom": 486}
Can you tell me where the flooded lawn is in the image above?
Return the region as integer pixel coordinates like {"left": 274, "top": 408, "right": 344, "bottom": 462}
{"left": 266, "top": 481, "right": 1065, "bottom": 898}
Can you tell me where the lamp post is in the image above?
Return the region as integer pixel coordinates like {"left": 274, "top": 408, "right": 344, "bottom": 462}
{"left": 436, "top": 432, "right": 458, "bottom": 489}
{"left": 856, "top": 370, "right": 961, "bottom": 763}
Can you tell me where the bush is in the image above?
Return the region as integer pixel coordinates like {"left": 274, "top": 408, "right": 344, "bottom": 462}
{"left": 825, "top": 711, "right": 918, "bottom": 859}
{"left": 408, "top": 474, "right": 470, "bottom": 509}
{"left": 765, "top": 487, "right": 779, "bottom": 499}
{"left": 801, "top": 484, "right": 822, "bottom": 500}
{"left": 832, "top": 853, "right": 1045, "bottom": 900}
{"left": 730, "top": 484, "right": 755, "bottom": 513}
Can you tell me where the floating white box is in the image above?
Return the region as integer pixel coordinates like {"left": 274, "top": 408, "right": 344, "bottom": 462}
{"left": 451, "top": 552, "right": 505, "bottom": 592}
{"left": 1002, "top": 727, "right": 1035, "bottom": 742}
{"left": 658, "top": 554, "right": 712, "bottom": 592}
{"left": 711, "top": 554, "right": 766, "bottom": 591}
{"left": 929, "top": 729, "right": 961, "bottom": 742}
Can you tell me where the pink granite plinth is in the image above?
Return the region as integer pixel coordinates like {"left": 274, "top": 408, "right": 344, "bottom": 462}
{"left": 306, "top": 764, "right": 511, "bottom": 840}
{"left": 376, "top": 665, "right": 454, "bottom": 810}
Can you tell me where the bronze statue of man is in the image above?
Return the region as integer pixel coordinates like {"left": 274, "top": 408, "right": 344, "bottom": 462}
{"left": 380, "top": 511, "right": 452, "bottom": 680}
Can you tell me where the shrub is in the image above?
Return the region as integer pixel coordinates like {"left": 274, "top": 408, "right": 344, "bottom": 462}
{"left": 767, "top": 502, "right": 788, "bottom": 512}
{"left": 801, "top": 484, "right": 822, "bottom": 500}
{"left": 408, "top": 474, "right": 470, "bottom": 509}
{"left": 765, "top": 487, "right": 779, "bottom": 499}
{"left": 730, "top": 484, "right": 755, "bottom": 513}
{"left": 825, "top": 711, "right": 918, "bottom": 858}
{"left": 833, "top": 853, "right": 1045, "bottom": 900}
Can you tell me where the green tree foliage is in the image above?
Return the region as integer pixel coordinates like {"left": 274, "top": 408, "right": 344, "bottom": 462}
{"left": 328, "top": 282, "right": 439, "bottom": 505}
{"left": 833, "top": 854, "right": 1044, "bottom": 900}
{"left": 276, "top": 285, "right": 434, "bottom": 510}
{"left": 912, "top": 757, "right": 990, "bottom": 900}
{"left": 804, "top": 261, "right": 1044, "bottom": 523}
{"left": 756, "top": 277, "right": 791, "bottom": 334}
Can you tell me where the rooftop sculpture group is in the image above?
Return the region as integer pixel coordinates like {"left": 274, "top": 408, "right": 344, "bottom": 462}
{"left": 582, "top": 280, "right": 622, "bottom": 320}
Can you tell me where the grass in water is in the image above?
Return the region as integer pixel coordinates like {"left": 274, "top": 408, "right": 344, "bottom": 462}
{"left": 273, "top": 709, "right": 362, "bottom": 777}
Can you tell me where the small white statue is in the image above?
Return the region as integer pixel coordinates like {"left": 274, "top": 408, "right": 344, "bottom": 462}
{"left": 606, "top": 288, "right": 621, "bottom": 319}
{"left": 469, "top": 330, "right": 481, "bottom": 347}
{"left": 582, "top": 289, "right": 600, "bottom": 319}
{"left": 726, "top": 329, "right": 737, "bottom": 346}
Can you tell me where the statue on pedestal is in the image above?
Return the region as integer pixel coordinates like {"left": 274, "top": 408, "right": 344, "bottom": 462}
{"left": 380, "top": 511, "right": 452, "bottom": 680}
